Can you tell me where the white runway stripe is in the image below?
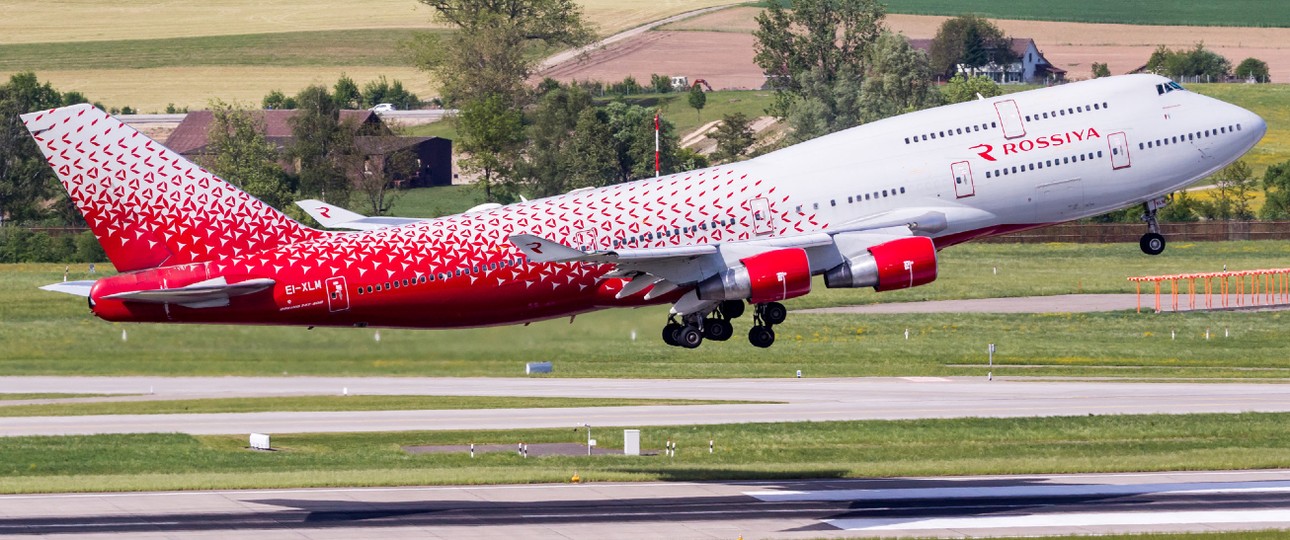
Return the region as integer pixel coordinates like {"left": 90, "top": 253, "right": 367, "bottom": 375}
{"left": 745, "top": 480, "right": 1290, "bottom": 502}
{"left": 827, "top": 508, "right": 1290, "bottom": 531}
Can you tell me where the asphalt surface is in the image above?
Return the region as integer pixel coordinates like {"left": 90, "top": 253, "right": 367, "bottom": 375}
{"left": 799, "top": 294, "right": 1141, "bottom": 314}
{"left": 2, "top": 470, "right": 1287, "bottom": 538}
{"left": 2, "top": 376, "right": 1288, "bottom": 436}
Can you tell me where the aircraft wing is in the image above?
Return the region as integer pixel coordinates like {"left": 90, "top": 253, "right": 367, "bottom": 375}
{"left": 101, "top": 277, "right": 275, "bottom": 309}
{"left": 296, "top": 200, "right": 424, "bottom": 231}
{"left": 508, "top": 207, "right": 962, "bottom": 315}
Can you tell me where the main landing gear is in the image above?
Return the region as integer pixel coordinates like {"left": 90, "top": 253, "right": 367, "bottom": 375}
{"left": 1140, "top": 198, "right": 1168, "bottom": 256}
{"left": 661, "top": 299, "right": 787, "bottom": 349}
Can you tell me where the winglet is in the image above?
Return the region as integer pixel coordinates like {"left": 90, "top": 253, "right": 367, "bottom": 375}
{"left": 509, "top": 234, "right": 589, "bottom": 263}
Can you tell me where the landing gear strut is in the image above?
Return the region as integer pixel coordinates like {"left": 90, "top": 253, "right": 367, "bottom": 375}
{"left": 1140, "top": 198, "right": 1167, "bottom": 256}
{"left": 660, "top": 300, "right": 786, "bottom": 349}
{"left": 748, "top": 301, "right": 786, "bottom": 349}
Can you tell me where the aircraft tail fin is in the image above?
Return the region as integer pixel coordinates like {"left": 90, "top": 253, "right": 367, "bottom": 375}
{"left": 21, "top": 104, "right": 326, "bottom": 272}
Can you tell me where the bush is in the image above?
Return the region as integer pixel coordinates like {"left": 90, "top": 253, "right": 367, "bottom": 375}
{"left": 0, "top": 228, "right": 106, "bottom": 263}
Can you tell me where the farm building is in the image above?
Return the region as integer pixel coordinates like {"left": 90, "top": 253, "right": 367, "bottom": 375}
{"left": 166, "top": 110, "right": 453, "bottom": 188}
{"left": 910, "top": 37, "right": 1067, "bottom": 84}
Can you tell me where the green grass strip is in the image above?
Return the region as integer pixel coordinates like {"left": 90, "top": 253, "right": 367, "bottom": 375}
{"left": 1, "top": 412, "right": 1287, "bottom": 493}
{"left": 0, "top": 29, "right": 439, "bottom": 71}
{"left": 0, "top": 395, "right": 754, "bottom": 417}
{"left": 0, "top": 393, "right": 109, "bottom": 401}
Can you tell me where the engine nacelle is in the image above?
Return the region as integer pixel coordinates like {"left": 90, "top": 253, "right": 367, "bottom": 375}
{"left": 697, "top": 248, "right": 812, "bottom": 303}
{"left": 823, "top": 236, "right": 938, "bottom": 292}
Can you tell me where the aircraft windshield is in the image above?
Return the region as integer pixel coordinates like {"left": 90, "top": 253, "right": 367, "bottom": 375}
{"left": 1155, "top": 80, "right": 1185, "bottom": 95}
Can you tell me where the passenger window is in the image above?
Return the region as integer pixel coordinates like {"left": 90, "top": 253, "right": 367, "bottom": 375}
{"left": 882, "top": 190, "right": 888, "bottom": 197}
{"left": 986, "top": 171, "right": 991, "bottom": 178}
{"left": 900, "top": 187, "right": 906, "bottom": 194}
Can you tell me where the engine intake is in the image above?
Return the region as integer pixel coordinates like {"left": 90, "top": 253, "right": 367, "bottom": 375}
{"left": 697, "top": 248, "right": 812, "bottom": 303}
{"left": 824, "top": 236, "right": 938, "bottom": 291}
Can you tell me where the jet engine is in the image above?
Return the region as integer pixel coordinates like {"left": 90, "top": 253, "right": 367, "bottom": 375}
{"left": 823, "top": 236, "right": 937, "bottom": 291}
{"left": 696, "top": 247, "right": 812, "bottom": 303}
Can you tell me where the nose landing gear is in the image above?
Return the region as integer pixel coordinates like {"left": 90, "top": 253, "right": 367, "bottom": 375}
{"left": 1140, "top": 197, "right": 1169, "bottom": 256}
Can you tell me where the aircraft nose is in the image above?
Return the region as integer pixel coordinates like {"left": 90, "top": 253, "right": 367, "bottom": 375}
{"left": 1243, "top": 108, "right": 1268, "bottom": 143}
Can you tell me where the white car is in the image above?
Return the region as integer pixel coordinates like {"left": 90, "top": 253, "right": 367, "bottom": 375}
{"left": 369, "top": 103, "right": 395, "bottom": 112}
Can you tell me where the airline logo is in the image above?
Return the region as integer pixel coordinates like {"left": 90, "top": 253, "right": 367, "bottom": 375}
{"left": 971, "top": 128, "right": 1102, "bottom": 161}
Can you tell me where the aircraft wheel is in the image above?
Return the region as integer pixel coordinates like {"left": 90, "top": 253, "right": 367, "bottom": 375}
{"left": 662, "top": 323, "right": 683, "bottom": 346}
{"left": 1140, "top": 233, "right": 1166, "bottom": 256}
{"left": 720, "top": 299, "right": 746, "bottom": 319}
{"left": 761, "top": 302, "right": 788, "bottom": 326}
{"left": 748, "top": 325, "right": 775, "bottom": 348}
{"left": 678, "top": 326, "right": 704, "bottom": 349}
{"left": 704, "top": 318, "right": 734, "bottom": 341}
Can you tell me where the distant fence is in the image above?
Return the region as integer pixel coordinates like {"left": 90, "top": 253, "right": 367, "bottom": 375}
{"left": 982, "top": 221, "right": 1290, "bottom": 244}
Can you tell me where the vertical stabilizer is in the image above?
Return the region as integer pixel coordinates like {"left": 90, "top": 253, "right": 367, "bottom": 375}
{"left": 21, "top": 104, "right": 325, "bottom": 272}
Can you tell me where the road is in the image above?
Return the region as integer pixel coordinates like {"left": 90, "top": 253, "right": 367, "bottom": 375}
{"left": 1, "top": 376, "right": 1288, "bottom": 436}
{"left": 1, "top": 470, "right": 1287, "bottom": 538}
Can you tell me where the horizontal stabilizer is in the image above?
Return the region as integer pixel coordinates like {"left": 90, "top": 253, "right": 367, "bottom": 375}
{"left": 39, "top": 280, "right": 95, "bottom": 297}
{"left": 296, "top": 200, "right": 424, "bottom": 231}
{"left": 103, "top": 277, "right": 274, "bottom": 308}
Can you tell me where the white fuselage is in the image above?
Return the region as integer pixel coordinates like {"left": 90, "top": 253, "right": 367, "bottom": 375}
{"left": 744, "top": 74, "right": 1266, "bottom": 247}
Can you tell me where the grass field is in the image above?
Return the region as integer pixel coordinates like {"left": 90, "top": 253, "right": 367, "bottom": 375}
{"left": 0, "top": 395, "right": 748, "bottom": 417}
{"left": 4, "top": 241, "right": 1290, "bottom": 379}
{"left": 0, "top": 1, "right": 736, "bottom": 110}
{"left": 0, "top": 412, "right": 1285, "bottom": 493}
{"left": 875, "top": 0, "right": 1290, "bottom": 27}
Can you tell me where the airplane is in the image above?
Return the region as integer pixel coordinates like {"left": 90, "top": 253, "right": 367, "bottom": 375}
{"left": 26, "top": 74, "right": 1265, "bottom": 348}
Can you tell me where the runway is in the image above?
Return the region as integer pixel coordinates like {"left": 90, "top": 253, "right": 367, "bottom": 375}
{"left": 1, "top": 470, "right": 1287, "bottom": 538}
{"left": 1, "top": 376, "right": 1288, "bottom": 436}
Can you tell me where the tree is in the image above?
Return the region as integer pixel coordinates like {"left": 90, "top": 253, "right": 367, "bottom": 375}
{"left": 1197, "top": 160, "right": 1256, "bottom": 220}
{"left": 709, "top": 112, "right": 755, "bottom": 164}
{"left": 350, "top": 135, "right": 417, "bottom": 216}
{"left": 929, "top": 15, "right": 1016, "bottom": 79}
{"left": 514, "top": 85, "right": 597, "bottom": 196}
{"left": 262, "top": 89, "right": 297, "bottom": 109}
{"left": 941, "top": 73, "right": 1002, "bottom": 104}
{"left": 859, "top": 31, "right": 940, "bottom": 122}
{"left": 687, "top": 84, "right": 706, "bottom": 120}
{"left": 205, "top": 100, "right": 295, "bottom": 211}
{"left": 288, "top": 85, "right": 355, "bottom": 205}
{"left": 456, "top": 94, "right": 524, "bottom": 201}
{"left": 361, "top": 76, "right": 419, "bottom": 109}
{"left": 1159, "top": 190, "right": 1199, "bottom": 222}
{"left": 0, "top": 72, "right": 71, "bottom": 225}
{"left": 650, "top": 73, "right": 673, "bottom": 93}
{"left": 754, "top": 0, "right": 886, "bottom": 123}
{"left": 410, "top": 0, "right": 594, "bottom": 108}
{"left": 1145, "top": 43, "right": 1230, "bottom": 80}
{"left": 1260, "top": 160, "right": 1290, "bottom": 220}
{"left": 333, "top": 74, "right": 361, "bottom": 109}
{"left": 1091, "top": 62, "right": 1112, "bottom": 78}
{"left": 1234, "top": 57, "right": 1270, "bottom": 83}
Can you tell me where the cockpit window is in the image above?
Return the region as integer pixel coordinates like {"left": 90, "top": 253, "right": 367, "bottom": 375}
{"left": 1156, "top": 81, "right": 1186, "bottom": 95}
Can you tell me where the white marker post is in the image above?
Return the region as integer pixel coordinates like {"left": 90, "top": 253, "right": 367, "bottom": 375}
{"left": 988, "top": 343, "right": 995, "bottom": 381}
